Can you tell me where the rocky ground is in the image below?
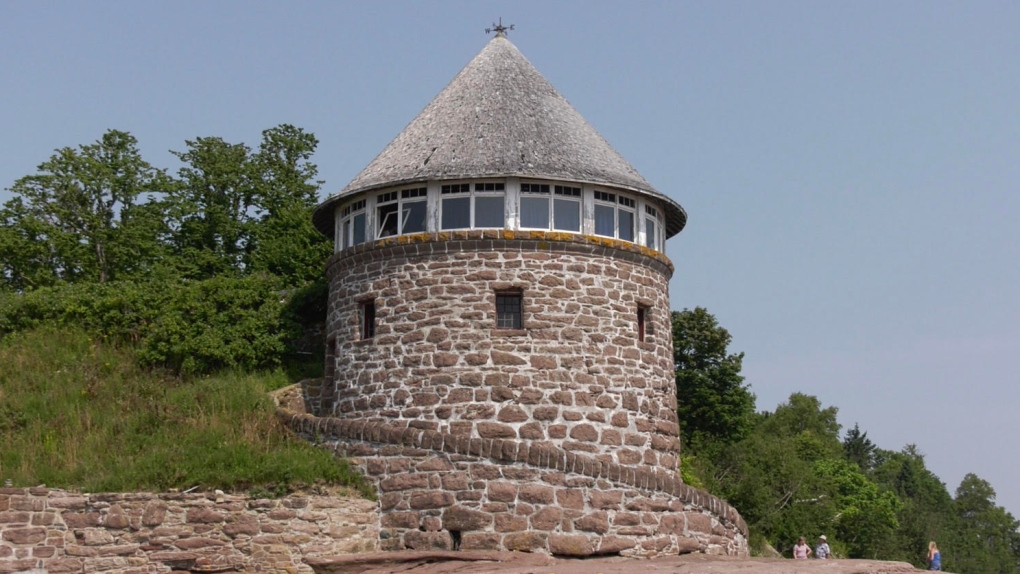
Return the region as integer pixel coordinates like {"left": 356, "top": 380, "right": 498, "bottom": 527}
{"left": 306, "top": 551, "right": 923, "bottom": 574}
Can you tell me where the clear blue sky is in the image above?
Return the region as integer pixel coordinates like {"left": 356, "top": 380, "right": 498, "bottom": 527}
{"left": 3, "top": 2, "right": 1018, "bottom": 516}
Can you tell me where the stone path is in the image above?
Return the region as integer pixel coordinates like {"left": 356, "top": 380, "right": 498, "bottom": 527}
{"left": 306, "top": 551, "right": 922, "bottom": 574}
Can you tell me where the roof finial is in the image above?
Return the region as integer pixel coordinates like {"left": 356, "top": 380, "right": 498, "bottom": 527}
{"left": 486, "top": 17, "right": 514, "bottom": 37}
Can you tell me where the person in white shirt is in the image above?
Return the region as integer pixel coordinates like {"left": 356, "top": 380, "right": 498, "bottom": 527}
{"left": 816, "top": 535, "right": 831, "bottom": 559}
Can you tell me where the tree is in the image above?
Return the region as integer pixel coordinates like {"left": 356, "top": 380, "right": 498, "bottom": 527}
{"left": 952, "top": 473, "right": 1020, "bottom": 574}
{"left": 672, "top": 307, "right": 755, "bottom": 448}
{"left": 1, "top": 130, "right": 167, "bottom": 288}
{"left": 814, "top": 458, "right": 901, "bottom": 558}
{"left": 844, "top": 423, "right": 878, "bottom": 472}
{"left": 245, "top": 125, "right": 331, "bottom": 285}
{"left": 166, "top": 136, "right": 254, "bottom": 279}
{"left": 165, "top": 125, "right": 331, "bottom": 285}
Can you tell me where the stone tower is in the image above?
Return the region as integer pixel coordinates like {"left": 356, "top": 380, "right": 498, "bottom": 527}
{"left": 298, "top": 32, "right": 747, "bottom": 557}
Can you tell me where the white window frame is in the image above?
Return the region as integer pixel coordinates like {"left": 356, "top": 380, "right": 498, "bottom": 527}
{"left": 376, "top": 187, "right": 427, "bottom": 239}
{"left": 593, "top": 190, "right": 637, "bottom": 242}
{"left": 643, "top": 204, "right": 662, "bottom": 251}
{"left": 440, "top": 181, "right": 506, "bottom": 230}
{"left": 338, "top": 199, "right": 367, "bottom": 250}
{"left": 518, "top": 182, "right": 582, "bottom": 233}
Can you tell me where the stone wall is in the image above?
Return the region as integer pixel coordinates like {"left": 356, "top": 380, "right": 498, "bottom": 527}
{"left": 0, "top": 487, "right": 378, "bottom": 574}
{"left": 319, "top": 231, "right": 682, "bottom": 474}
{"left": 280, "top": 411, "right": 749, "bottom": 558}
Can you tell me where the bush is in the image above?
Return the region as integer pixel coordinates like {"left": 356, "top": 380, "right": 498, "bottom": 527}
{"left": 0, "top": 275, "right": 301, "bottom": 375}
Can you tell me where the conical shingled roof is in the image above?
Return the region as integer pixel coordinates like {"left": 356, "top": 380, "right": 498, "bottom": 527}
{"left": 314, "top": 34, "right": 686, "bottom": 237}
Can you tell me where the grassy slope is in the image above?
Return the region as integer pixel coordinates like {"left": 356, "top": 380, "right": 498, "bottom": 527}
{"left": 0, "top": 327, "right": 371, "bottom": 497}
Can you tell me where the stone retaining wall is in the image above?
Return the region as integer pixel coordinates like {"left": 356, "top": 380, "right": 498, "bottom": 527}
{"left": 280, "top": 410, "right": 748, "bottom": 558}
{"left": 0, "top": 487, "right": 378, "bottom": 574}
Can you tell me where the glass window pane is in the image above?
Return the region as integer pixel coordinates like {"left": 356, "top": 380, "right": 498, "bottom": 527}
{"left": 645, "top": 217, "right": 657, "bottom": 249}
{"left": 496, "top": 294, "right": 522, "bottom": 329}
{"left": 352, "top": 213, "right": 366, "bottom": 245}
{"left": 553, "top": 198, "right": 580, "bottom": 232}
{"left": 619, "top": 210, "right": 634, "bottom": 242}
{"left": 474, "top": 195, "right": 504, "bottom": 228}
{"left": 342, "top": 220, "right": 350, "bottom": 249}
{"left": 377, "top": 203, "right": 398, "bottom": 238}
{"left": 401, "top": 200, "right": 427, "bottom": 234}
{"left": 442, "top": 197, "right": 471, "bottom": 229}
{"left": 520, "top": 196, "right": 549, "bottom": 229}
{"left": 595, "top": 204, "right": 615, "bottom": 237}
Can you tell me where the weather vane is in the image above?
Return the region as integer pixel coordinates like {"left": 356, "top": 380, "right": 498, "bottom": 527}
{"left": 486, "top": 17, "right": 514, "bottom": 36}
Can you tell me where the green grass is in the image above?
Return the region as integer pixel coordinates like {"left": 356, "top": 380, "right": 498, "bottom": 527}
{"left": 0, "top": 327, "right": 372, "bottom": 498}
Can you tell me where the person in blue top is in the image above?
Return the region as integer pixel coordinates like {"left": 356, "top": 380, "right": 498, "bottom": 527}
{"left": 927, "top": 541, "right": 941, "bottom": 570}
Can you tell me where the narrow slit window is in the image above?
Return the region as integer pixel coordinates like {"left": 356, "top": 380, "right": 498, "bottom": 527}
{"left": 495, "top": 292, "right": 523, "bottom": 330}
{"left": 361, "top": 301, "right": 376, "bottom": 340}
{"left": 637, "top": 306, "right": 647, "bottom": 342}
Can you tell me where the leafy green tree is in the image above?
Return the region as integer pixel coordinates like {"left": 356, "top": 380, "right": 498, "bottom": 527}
{"left": 1, "top": 130, "right": 168, "bottom": 288}
{"left": 166, "top": 136, "right": 254, "bottom": 279}
{"left": 759, "top": 392, "right": 843, "bottom": 462}
{"left": 245, "top": 125, "right": 331, "bottom": 285}
{"left": 814, "top": 458, "right": 901, "bottom": 558}
{"left": 951, "top": 473, "right": 1020, "bottom": 574}
{"left": 165, "top": 125, "right": 330, "bottom": 285}
{"left": 870, "top": 445, "right": 958, "bottom": 566}
{"left": 672, "top": 307, "right": 755, "bottom": 448}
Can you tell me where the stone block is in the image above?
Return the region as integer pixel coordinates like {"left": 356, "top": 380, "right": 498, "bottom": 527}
{"left": 494, "top": 513, "right": 528, "bottom": 532}
{"left": 186, "top": 507, "right": 225, "bottom": 524}
{"left": 487, "top": 482, "right": 518, "bottom": 503}
{"left": 62, "top": 511, "right": 101, "bottom": 528}
{"left": 529, "top": 506, "right": 562, "bottom": 530}
{"left": 518, "top": 422, "right": 545, "bottom": 439}
{"left": 533, "top": 406, "right": 558, "bottom": 420}
{"left": 556, "top": 489, "right": 584, "bottom": 510}
{"left": 497, "top": 405, "right": 528, "bottom": 423}
{"left": 476, "top": 422, "right": 515, "bottom": 439}
{"left": 549, "top": 534, "right": 594, "bottom": 557}
{"left": 2, "top": 526, "right": 46, "bottom": 545}
{"left": 504, "top": 531, "right": 548, "bottom": 552}
{"left": 575, "top": 511, "right": 609, "bottom": 534}
{"left": 459, "top": 532, "right": 501, "bottom": 551}
{"left": 597, "top": 535, "right": 637, "bottom": 555}
{"left": 442, "top": 506, "right": 492, "bottom": 531}
{"left": 409, "top": 491, "right": 455, "bottom": 510}
{"left": 380, "top": 473, "right": 429, "bottom": 491}
{"left": 589, "top": 490, "right": 623, "bottom": 510}
{"left": 403, "top": 530, "right": 453, "bottom": 550}
{"left": 569, "top": 424, "right": 599, "bottom": 442}
{"left": 515, "top": 483, "right": 553, "bottom": 505}
{"left": 380, "top": 512, "right": 419, "bottom": 529}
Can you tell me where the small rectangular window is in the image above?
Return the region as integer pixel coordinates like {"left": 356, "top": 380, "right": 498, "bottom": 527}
{"left": 495, "top": 292, "right": 522, "bottom": 330}
{"left": 361, "top": 301, "right": 376, "bottom": 340}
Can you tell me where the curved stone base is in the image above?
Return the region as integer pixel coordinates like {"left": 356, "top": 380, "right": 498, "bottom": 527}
{"left": 278, "top": 408, "right": 748, "bottom": 558}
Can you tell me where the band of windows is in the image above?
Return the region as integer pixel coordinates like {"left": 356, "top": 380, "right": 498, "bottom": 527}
{"left": 337, "top": 180, "right": 664, "bottom": 252}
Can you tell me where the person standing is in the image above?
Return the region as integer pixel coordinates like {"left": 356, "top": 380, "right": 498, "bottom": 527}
{"left": 793, "top": 536, "right": 812, "bottom": 559}
{"left": 815, "top": 535, "right": 831, "bottom": 559}
{"left": 927, "top": 541, "right": 941, "bottom": 571}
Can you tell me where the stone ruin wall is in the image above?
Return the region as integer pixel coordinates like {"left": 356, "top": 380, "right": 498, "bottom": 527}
{"left": 317, "top": 232, "right": 682, "bottom": 474}
{"left": 0, "top": 487, "right": 377, "bottom": 574}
